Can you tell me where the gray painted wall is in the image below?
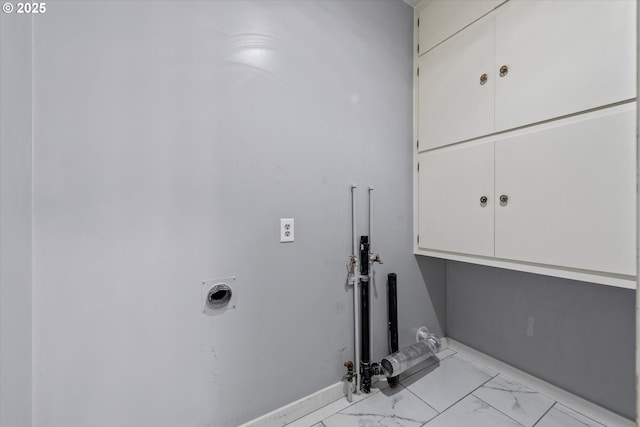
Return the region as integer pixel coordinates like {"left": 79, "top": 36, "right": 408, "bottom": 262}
{"left": 0, "top": 12, "right": 33, "bottom": 427}
{"left": 446, "top": 261, "right": 635, "bottom": 419}
{"left": 31, "top": 1, "right": 445, "bottom": 426}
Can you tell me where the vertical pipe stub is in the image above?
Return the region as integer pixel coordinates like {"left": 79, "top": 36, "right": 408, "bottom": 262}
{"left": 387, "top": 273, "right": 399, "bottom": 387}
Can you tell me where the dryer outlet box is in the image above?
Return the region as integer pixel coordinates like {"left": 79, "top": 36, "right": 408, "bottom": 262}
{"left": 202, "top": 276, "right": 237, "bottom": 316}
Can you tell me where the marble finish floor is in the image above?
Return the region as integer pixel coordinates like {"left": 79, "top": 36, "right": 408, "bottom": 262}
{"left": 285, "top": 346, "right": 632, "bottom": 427}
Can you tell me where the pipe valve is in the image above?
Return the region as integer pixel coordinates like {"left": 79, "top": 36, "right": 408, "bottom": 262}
{"left": 344, "top": 360, "right": 354, "bottom": 380}
{"left": 372, "top": 254, "right": 383, "bottom": 264}
{"left": 348, "top": 255, "right": 357, "bottom": 269}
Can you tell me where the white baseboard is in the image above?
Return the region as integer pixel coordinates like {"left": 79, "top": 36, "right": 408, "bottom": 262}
{"left": 238, "top": 381, "right": 346, "bottom": 427}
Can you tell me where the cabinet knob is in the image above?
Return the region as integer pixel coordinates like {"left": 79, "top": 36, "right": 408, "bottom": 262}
{"left": 499, "top": 65, "right": 509, "bottom": 77}
{"left": 499, "top": 194, "right": 509, "bottom": 204}
{"left": 479, "top": 74, "right": 488, "bottom": 85}
{"left": 480, "top": 196, "right": 488, "bottom": 204}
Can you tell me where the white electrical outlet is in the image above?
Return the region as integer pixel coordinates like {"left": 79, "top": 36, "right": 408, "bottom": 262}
{"left": 280, "top": 218, "right": 294, "bottom": 242}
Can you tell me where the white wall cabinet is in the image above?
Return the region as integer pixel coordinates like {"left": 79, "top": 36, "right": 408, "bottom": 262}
{"left": 414, "top": 0, "right": 637, "bottom": 287}
{"left": 495, "top": 106, "right": 636, "bottom": 276}
{"left": 417, "top": 105, "right": 636, "bottom": 284}
{"left": 418, "top": 141, "right": 494, "bottom": 257}
{"left": 418, "top": 0, "right": 636, "bottom": 151}
{"left": 494, "top": 0, "right": 636, "bottom": 132}
{"left": 418, "top": 14, "right": 494, "bottom": 151}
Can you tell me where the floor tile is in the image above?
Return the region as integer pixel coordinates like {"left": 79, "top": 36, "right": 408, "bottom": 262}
{"left": 402, "top": 354, "right": 497, "bottom": 412}
{"left": 322, "top": 385, "right": 438, "bottom": 427}
{"left": 535, "top": 404, "right": 605, "bottom": 427}
{"left": 425, "top": 395, "right": 523, "bottom": 427}
{"left": 472, "top": 375, "right": 555, "bottom": 427}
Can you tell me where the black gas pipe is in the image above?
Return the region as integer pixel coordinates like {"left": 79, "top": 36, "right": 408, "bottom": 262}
{"left": 387, "top": 273, "right": 399, "bottom": 387}
{"left": 359, "top": 235, "right": 371, "bottom": 393}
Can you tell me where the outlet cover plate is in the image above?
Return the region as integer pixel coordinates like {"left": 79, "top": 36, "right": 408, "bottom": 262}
{"left": 280, "top": 218, "right": 294, "bottom": 242}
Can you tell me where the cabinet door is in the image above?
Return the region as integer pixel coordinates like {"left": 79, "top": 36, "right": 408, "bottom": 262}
{"left": 494, "top": 0, "right": 636, "bottom": 132}
{"left": 495, "top": 106, "right": 636, "bottom": 276}
{"left": 418, "top": 0, "right": 496, "bottom": 54}
{"left": 418, "top": 13, "right": 494, "bottom": 150}
{"left": 418, "top": 142, "right": 494, "bottom": 257}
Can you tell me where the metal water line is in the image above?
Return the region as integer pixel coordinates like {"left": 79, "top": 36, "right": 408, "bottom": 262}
{"left": 350, "top": 184, "right": 361, "bottom": 395}
{"left": 635, "top": 3, "right": 640, "bottom": 419}
{"left": 368, "top": 186, "right": 374, "bottom": 369}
